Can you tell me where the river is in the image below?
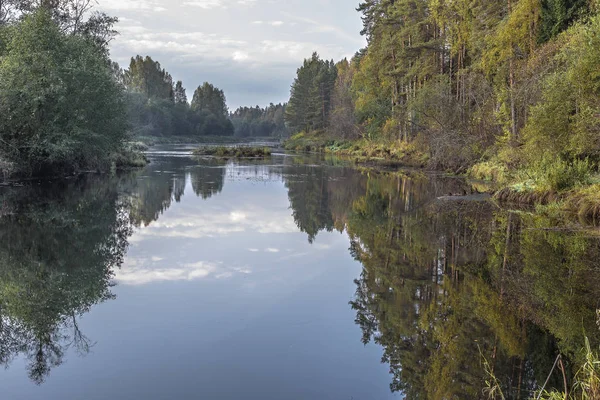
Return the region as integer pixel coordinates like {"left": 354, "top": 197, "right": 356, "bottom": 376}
{"left": 0, "top": 145, "right": 599, "bottom": 399}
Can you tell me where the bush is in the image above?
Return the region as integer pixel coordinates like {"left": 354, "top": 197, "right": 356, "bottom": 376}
{"left": 529, "top": 156, "right": 593, "bottom": 191}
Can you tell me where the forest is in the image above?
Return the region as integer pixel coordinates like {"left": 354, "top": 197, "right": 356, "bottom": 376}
{"left": 284, "top": 0, "right": 600, "bottom": 218}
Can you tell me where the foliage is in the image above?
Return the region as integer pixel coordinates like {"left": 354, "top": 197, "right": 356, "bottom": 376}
{"left": 0, "top": 10, "right": 127, "bottom": 176}
{"left": 285, "top": 52, "right": 337, "bottom": 133}
{"left": 283, "top": 0, "right": 600, "bottom": 182}
{"left": 191, "top": 82, "right": 228, "bottom": 118}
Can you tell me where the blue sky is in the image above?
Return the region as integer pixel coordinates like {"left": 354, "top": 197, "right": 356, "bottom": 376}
{"left": 98, "top": 0, "right": 366, "bottom": 109}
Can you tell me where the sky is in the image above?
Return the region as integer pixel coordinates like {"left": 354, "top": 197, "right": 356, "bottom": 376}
{"left": 98, "top": 0, "right": 367, "bottom": 110}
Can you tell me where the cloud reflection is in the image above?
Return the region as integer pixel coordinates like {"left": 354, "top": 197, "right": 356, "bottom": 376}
{"left": 115, "top": 259, "right": 252, "bottom": 285}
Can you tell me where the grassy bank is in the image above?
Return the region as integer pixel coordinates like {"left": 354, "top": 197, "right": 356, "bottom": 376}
{"left": 285, "top": 132, "right": 600, "bottom": 225}
{"left": 0, "top": 143, "right": 148, "bottom": 183}
{"left": 193, "top": 146, "right": 272, "bottom": 158}
{"left": 284, "top": 132, "right": 428, "bottom": 168}
{"left": 468, "top": 152, "right": 600, "bottom": 224}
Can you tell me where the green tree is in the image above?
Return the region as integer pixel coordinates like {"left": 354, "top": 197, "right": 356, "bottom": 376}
{"left": 0, "top": 10, "right": 126, "bottom": 176}
{"left": 174, "top": 80, "right": 188, "bottom": 104}
{"left": 126, "top": 55, "right": 175, "bottom": 101}
{"left": 191, "top": 82, "right": 228, "bottom": 117}
{"left": 285, "top": 52, "right": 337, "bottom": 133}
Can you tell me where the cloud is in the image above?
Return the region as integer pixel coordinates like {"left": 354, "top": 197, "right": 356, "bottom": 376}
{"left": 115, "top": 258, "right": 253, "bottom": 285}
{"left": 100, "top": 0, "right": 365, "bottom": 108}
{"left": 183, "top": 0, "right": 224, "bottom": 9}
{"left": 115, "top": 261, "right": 219, "bottom": 285}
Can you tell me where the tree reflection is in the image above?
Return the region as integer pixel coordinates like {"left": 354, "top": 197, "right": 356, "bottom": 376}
{"left": 344, "top": 176, "right": 600, "bottom": 399}
{"left": 285, "top": 165, "right": 600, "bottom": 399}
{"left": 0, "top": 176, "right": 133, "bottom": 384}
{"left": 190, "top": 159, "right": 226, "bottom": 200}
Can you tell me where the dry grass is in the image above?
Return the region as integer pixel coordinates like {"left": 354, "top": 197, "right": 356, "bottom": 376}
{"left": 568, "top": 184, "right": 600, "bottom": 225}
{"left": 494, "top": 187, "right": 562, "bottom": 205}
{"left": 284, "top": 132, "right": 429, "bottom": 167}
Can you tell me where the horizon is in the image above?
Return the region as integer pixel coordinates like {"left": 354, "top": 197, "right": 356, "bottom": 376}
{"left": 98, "top": 0, "right": 367, "bottom": 110}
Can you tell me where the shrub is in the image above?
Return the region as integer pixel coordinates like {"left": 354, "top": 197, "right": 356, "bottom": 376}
{"left": 529, "top": 156, "right": 593, "bottom": 191}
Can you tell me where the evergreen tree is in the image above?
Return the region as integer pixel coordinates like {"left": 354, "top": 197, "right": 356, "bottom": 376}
{"left": 174, "top": 80, "right": 188, "bottom": 104}
{"left": 285, "top": 52, "right": 337, "bottom": 133}
{"left": 191, "top": 82, "right": 228, "bottom": 117}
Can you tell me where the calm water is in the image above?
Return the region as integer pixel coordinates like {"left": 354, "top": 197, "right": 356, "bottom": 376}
{"left": 1, "top": 145, "right": 599, "bottom": 399}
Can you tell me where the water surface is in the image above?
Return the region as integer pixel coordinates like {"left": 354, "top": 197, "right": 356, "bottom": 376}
{"left": 0, "top": 146, "right": 599, "bottom": 399}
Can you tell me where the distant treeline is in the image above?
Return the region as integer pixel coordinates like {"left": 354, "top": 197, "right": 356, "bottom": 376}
{"left": 116, "top": 56, "right": 235, "bottom": 138}
{"left": 229, "top": 104, "right": 289, "bottom": 138}
{"left": 117, "top": 56, "right": 291, "bottom": 139}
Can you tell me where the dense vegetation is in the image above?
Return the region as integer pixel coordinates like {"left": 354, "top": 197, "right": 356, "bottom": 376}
{"left": 230, "top": 103, "right": 289, "bottom": 138}
{"left": 0, "top": 2, "right": 130, "bottom": 177}
{"left": 284, "top": 0, "right": 600, "bottom": 213}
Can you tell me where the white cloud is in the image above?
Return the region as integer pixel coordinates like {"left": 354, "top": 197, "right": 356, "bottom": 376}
{"left": 183, "top": 0, "right": 224, "bottom": 9}
{"left": 100, "top": 0, "right": 365, "bottom": 114}
{"left": 115, "top": 258, "right": 252, "bottom": 285}
{"left": 115, "top": 261, "right": 218, "bottom": 285}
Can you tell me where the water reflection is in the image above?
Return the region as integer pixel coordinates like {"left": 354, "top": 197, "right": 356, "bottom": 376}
{"left": 0, "top": 176, "right": 132, "bottom": 384}
{"left": 0, "top": 151, "right": 599, "bottom": 400}
{"left": 335, "top": 173, "right": 600, "bottom": 399}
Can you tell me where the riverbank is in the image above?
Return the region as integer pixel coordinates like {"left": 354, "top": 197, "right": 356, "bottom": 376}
{"left": 284, "top": 131, "right": 428, "bottom": 168}
{"left": 0, "top": 144, "right": 148, "bottom": 183}
{"left": 285, "top": 132, "right": 600, "bottom": 225}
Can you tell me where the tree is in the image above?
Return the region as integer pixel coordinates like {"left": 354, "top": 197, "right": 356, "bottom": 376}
{"left": 126, "top": 55, "right": 175, "bottom": 101}
{"left": 0, "top": 10, "right": 126, "bottom": 176}
{"left": 285, "top": 52, "right": 337, "bottom": 133}
{"left": 191, "top": 82, "right": 228, "bottom": 117}
{"left": 174, "top": 80, "right": 187, "bottom": 104}
{"left": 0, "top": 0, "right": 118, "bottom": 52}
{"left": 230, "top": 103, "right": 289, "bottom": 138}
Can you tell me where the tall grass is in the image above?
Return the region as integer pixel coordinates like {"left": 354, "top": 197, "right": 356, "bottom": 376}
{"left": 482, "top": 332, "right": 600, "bottom": 400}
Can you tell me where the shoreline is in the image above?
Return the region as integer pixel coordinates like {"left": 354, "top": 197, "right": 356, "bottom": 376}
{"left": 284, "top": 133, "right": 600, "bottom": 226}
